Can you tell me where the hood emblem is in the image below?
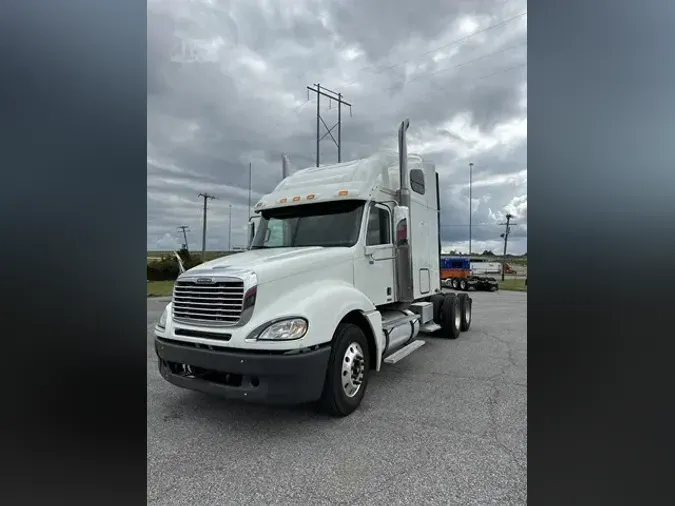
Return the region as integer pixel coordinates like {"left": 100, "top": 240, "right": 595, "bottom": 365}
{"left": 195, "top": 277, "right": 214, "bottom": 284}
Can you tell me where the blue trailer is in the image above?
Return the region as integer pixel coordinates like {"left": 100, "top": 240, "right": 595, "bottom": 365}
{"left": 440, "top": 256, "right": 499, "bottom": 291}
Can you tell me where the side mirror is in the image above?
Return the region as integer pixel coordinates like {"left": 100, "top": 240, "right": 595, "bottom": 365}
{"left": 393, "top": 206, "right": 409, "bottom": 247}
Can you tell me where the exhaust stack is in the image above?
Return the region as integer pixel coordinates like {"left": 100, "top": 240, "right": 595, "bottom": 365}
{"left": 398, "top": 119, "right": 410, "bottom": 207}
{"left": 396, "top": 119, "right": 414, "bottom": 302}
{"left": 282, "top": 153, "right": 291, "bottom": 179}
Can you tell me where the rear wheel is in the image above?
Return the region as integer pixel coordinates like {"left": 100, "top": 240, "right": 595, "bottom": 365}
{"left": 458, "top": 293, "right": 472, "bottom": 331}
{"left": 430, "top": 294, "right": 446, "bottom": 324}
{"left": 459, "top": 279, "right": 468, "bottom": 291}
{"left": 320, "top": 323, "right": 370, "bottom": 417}
{"left": 440, "top": 294, "right": 461, "bottom": 339}
{"left": 451, "top": 278, "right": 459, "bottom": 290}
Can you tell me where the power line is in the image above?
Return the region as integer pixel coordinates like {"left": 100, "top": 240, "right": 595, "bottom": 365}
{"left": 277, "top": 61, "right": 525, "bottom": 140}
{"left": 423, "top": 62, "right": 526, "bottom": 104}
{"left": 254, "top": 9, "right": 526, "bottom": 168}
{"left": 341, "top": 10, "right": 527, "bottom": 88}
{"left": 268, "top": 9, "right": 526, "bottom": 130}
{"left": 382, "top": 42, "right": 525, "bottom": 93}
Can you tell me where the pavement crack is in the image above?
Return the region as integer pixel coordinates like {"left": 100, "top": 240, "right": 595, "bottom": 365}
{"left": 479, "top": 330, "right": 522, "bottom": 380}
{"left": 483, "top": 380, "right": 526, "bottom": 473}
{"left": 483, "top": 380, "right": 500, "bottom": 438}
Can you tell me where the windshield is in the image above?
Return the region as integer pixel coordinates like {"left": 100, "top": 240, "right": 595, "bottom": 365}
{"left": 251, "top": 200, "right": 365, "bottom": 249}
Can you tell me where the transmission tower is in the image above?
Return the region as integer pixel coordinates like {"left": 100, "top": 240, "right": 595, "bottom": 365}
{"left": 306, "top": 83, "right": 352, "bottom": 166}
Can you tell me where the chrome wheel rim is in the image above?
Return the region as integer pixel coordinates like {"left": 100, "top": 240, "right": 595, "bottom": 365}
{"left": 341, "top": 342, "right": 365, "bottom": 398}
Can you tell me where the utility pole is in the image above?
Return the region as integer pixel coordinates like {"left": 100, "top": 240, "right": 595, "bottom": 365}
{"left": 499, "top": 213, "right": 517, "bottom": 281}
{"left": 228, "top": 204, "right": 232, "bottom": 252}
{"left": 306, "top": 83, "right": 352, "bottom": 166}
{"left": 315, "top": 83, "right": 320, "bottom": 167}
{"left": 177, "top": 225, "right": 190, "bottom": 251}
{"left": 248, "top": 162, "right": 252, "bottom": 218}
{"left": 469, "top": 162, "right": 473, "bottom": 259}
{"left": 198, "top": 192, "right": 216, "bottom": 261}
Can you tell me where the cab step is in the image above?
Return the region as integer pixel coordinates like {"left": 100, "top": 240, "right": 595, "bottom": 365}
{"left": 384, "top": 340, "right": 426, "bottom": 364}
{"left": 419, "top": 322, "right": 441, "bottom": 333}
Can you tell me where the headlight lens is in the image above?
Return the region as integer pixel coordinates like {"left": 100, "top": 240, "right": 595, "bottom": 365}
{"left": 257, "top": 318, "right": 308, "bottom": 341}
{"left": 158, "top": 306, "right": 168, "bottom": 329}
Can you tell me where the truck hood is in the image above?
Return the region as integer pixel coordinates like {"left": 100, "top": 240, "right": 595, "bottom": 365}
{"left": 183, "top": 247, "right": 353, "bottom": 285}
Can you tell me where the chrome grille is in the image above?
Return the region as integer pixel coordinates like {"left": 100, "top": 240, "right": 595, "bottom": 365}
{"left": 172, "top": 278, "right": 245, "bottom": 326}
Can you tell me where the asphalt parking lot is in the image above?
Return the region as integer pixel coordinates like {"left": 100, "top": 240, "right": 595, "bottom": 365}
{"left": 147, "top": 290, "right": 527, "bottom": 505}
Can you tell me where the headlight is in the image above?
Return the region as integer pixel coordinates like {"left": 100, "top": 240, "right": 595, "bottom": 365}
{"left": 157, "top": 306, "right": 168, "bottom": 329}
{"left": 257, "top": 318, "right": 308, "bottom": 341}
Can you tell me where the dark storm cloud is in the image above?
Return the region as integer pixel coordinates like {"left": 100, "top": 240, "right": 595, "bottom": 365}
{"left": 147, "top": 0, "right": 527, "bottom": 253}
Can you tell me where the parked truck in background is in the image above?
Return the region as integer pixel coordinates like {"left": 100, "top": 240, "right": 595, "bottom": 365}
{"left": 441, "top": 256, "right": 499, "bottom": 291}
{"left": 154, "top": 119, "right": 473, "bottom": 416}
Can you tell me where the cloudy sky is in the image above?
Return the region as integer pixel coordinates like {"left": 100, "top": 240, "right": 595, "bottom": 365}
{"left": 147, "top": 0, "right": 527, "bottom": 255}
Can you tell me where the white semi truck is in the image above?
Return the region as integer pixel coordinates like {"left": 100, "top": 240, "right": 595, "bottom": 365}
{"left": 154, "top": 119, "right": 473, "bottom": 416}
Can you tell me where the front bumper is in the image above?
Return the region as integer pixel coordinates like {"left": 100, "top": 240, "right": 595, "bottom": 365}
{"left": 155, "top": 337, "right": 331, "bottom": 405}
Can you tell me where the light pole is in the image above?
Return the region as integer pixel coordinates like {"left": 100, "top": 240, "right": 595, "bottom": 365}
{"left": 228, "top": 204, "right": 232, "bottom": 252}
{"left": 469, "top": 162, "right": 473, "bottom": 259}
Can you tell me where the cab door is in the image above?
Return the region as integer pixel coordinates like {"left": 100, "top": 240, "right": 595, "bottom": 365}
{"left": 354, "top": 203, "right": 396, "bottom": 305}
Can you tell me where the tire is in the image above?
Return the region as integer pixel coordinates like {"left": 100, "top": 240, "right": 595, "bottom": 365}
{"left": 459, "top": 279, "right": 468, "bottom": 291}
{"left": 439, "top": 294, "right": 461, "bottom": 339}
{"left": 320, "top": 323, "right": 370, "bottom": 417}
{"left": 451, "top": 278, "right": 459, "bottom": 290}
{"left": 430, "top": 294, "right": 446, "bottom": 324}
{"left": 458, "top": 293, "right": 472, "bottom": 332}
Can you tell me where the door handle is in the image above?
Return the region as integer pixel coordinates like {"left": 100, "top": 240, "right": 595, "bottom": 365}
{"left": 366, "top": 252, "right": 396, "bottom": 264}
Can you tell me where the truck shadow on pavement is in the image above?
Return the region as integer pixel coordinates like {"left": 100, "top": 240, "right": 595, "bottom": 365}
{"left": 155, "top": 369, "right": 407, "bottom": 430}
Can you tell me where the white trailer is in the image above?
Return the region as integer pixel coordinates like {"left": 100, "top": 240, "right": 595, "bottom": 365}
{"left": 154, "top": 119, "right": 473, "bottom": 416}
{"left": 470, "top": 259, "right": 502, "bottom": 275}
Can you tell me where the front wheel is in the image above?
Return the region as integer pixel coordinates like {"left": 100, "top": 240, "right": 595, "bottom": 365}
{"left": 320, "top": 323, "right": 370, "bottom": 417}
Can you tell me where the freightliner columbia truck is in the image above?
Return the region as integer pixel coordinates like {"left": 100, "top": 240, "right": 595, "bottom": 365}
{"left": 154, "top": 119, "right": 473, "bottom": 416}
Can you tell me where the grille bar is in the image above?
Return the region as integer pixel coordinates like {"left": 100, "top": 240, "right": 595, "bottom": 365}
{"left": 174, "top": 290, "right": 242, "bottom": 298}
{"left": 173, "top": 294, "right": 242, "bottom": 302}
{"left": 172, "top": 279, "right": 245, "bottom": 326}
{"left": 174, "top": 286, "right": 243, "bottom": 292}
{"left": 173, "top": 300, "right": 242, "bottom": 308}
